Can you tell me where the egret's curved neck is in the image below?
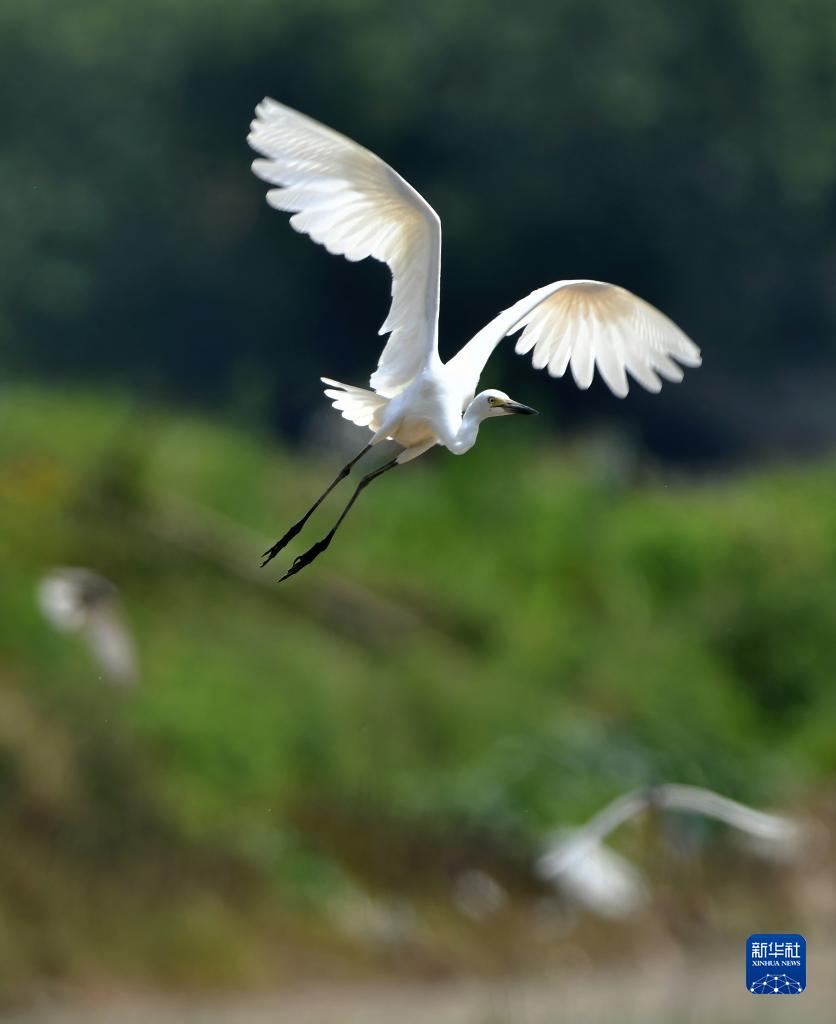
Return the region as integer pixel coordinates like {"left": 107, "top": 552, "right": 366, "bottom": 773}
{"left": 451, "top": 403, "right": 484, "bottom": 455}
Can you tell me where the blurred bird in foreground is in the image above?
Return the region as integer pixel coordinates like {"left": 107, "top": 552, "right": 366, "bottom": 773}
{"left": 248, "top": 99, "right": 702, "bottom": 581}
{"left": 537, "top": 784, "right": 804, "bottom": 919}
{"left": 37, "top": 568, "right": 138, "bottom": 688}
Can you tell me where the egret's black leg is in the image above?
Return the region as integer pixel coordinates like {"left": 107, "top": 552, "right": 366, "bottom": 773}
{"left": 278, "top": 456, "right": 399, "bottom": 582}
{"left": 260, "top": 444, "right": 372, "bottom": 568}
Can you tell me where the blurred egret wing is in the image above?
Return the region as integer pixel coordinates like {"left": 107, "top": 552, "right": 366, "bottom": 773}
{"left": 84, "top": 606, "right": 138, "bottom": 688}
{"left": 248, "top": 98, "right": 442, "bottom": 398}
{"left": 655, "top": 784, "right": 804, "bottom": 856}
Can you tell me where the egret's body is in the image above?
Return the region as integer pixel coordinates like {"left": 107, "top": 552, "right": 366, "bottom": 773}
{"left": 345, "top": 369, "right": 527, "bottom": 459}
{"left": 248, "top": 99, "right": 702, "bottom": 579}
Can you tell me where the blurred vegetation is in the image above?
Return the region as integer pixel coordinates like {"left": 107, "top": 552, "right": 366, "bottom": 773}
{"left": 1, "top": 387, "right": 834, "bottom": 996}
{"left": 3, "top": 0, "right": 836, "bottom": 460}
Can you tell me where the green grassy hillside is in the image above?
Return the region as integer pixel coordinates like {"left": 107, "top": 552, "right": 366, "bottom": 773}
{"left": 1, "top": 388, "right": 834, "bottom": 995}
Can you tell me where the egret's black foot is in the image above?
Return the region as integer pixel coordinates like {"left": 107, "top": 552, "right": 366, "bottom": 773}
{"left": 277, "top": 530, "right": 336, "bottom": 583}
{"left": 261, "top": 455, "right": 366, "bottom": 569}
{"left": 260, "top": 519, "right": 308, "bottom": 568}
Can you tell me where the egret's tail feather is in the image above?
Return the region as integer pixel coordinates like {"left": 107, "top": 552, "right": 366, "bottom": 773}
{"left": 321, "top": 378, "right": 389, "bottom": 430}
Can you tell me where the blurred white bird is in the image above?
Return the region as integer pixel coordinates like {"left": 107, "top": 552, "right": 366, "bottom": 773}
{"left": 248, "top": 99, "right": 702, "bottom": 580}
{"left": 538, "top": 826, "right": 649, "bottom": 919}
{"left": 536, "top": 784, "right": 803, "bottom": 919}
{"left": 37, "top": 568, "right": 138, "bottom": 688}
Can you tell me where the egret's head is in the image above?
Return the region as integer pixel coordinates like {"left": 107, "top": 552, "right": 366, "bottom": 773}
{"left": 471, "top": 389, "right": 539, "bottom": 421}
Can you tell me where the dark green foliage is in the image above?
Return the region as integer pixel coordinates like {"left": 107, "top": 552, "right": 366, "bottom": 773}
{"left": 3, "top": 2, "right": 836, "bottom": 458}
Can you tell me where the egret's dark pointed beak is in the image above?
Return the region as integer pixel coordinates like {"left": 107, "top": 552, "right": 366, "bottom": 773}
{"left": 504, "top": 400, "right": 538, "bottom": 416}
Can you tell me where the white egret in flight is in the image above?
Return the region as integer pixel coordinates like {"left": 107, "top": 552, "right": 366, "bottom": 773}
{"left": 536, "top": 784, "right": 803, "bottom": 920}
{"left": 37, "top": 568, "right": 138, "bottom": 687}
{"left": 248, "top": 99, "right": 702, "bottom": 580}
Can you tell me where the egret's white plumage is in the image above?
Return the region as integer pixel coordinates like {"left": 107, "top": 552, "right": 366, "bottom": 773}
{"left": 37, "top": 568, "right": 138, "bottom": 687}
{"left": 249, "top": 97, "right": 441, "bottom": 399}
{"left": 537, "top": 826, "right": 649, "bottom": 919}
{"left": 536, "top": 784, "right": 804, "bottom": 921}
{"left": 248, "top": 99, "right": 702, "bottom": 577}
{"left": 449, "top": 279, "right": 701, "bottom": 398}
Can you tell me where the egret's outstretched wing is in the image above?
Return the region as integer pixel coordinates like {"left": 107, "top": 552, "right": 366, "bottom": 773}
{"left": 450, "top": 280, "right": 701, "bottom": 397}
{"left": 248, "top": 99, "right": 441, "bottom": 397}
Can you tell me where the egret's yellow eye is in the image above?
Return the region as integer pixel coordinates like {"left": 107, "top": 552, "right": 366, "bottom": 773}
{"left": 488, "top": 396, "right": 498, "bottom": 407}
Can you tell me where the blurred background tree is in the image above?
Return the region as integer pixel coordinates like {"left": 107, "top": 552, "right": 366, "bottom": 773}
{"left": 4, "top": 0, "right": 836, "bottom": 462}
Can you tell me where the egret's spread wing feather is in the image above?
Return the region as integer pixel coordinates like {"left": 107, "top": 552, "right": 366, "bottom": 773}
{"left": 512, "top": 281, "right": 700, "bottom": 397}
{"left": 249, "top": 99, "right": 441, "bottom": 397}
{"left": 452, "top": 280, "right": 700, "bottom": 397}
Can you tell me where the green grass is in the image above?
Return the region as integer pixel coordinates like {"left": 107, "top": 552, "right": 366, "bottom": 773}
{"left": 1, "top": 385, "right": 835, "bottom": 994}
